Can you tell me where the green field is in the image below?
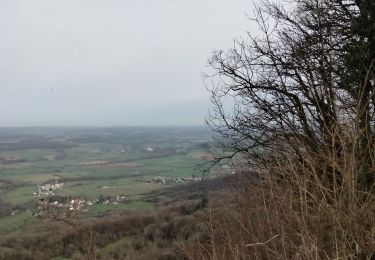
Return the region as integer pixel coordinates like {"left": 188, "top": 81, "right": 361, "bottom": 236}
{"left": 0, "top": 127, "right": 211, "bottom": 234}
{"left": 0, "top": 211, "right": 37, "bottom": 233}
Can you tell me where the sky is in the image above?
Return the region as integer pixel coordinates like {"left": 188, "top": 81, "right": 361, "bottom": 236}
{"left": 0, "top": 0, "right": 253, "bottom": 127}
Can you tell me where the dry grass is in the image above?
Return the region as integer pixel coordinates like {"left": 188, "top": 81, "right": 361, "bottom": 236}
{"left": 184, "top": 129, "right": 375, "bottom": 259}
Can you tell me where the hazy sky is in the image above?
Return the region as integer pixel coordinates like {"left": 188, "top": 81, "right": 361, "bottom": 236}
{"left": 0, "top": 0, "right": 252, "bottom": 127}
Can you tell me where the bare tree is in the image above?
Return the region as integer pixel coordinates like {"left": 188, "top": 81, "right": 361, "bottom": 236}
{"left": 206, "top": 0, "right": 375, "bottom": 191}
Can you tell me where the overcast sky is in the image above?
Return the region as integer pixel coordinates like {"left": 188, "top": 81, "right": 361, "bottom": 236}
{"left": 0, "top": 0, "right": 252, "bottom": 127}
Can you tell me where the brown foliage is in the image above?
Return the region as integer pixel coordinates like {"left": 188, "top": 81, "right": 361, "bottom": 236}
{"left": 0, "top": 200, "right": 208, "bottom": 259}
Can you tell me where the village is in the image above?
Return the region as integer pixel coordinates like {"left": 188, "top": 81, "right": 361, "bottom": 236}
{"left": 33, "top": 180, "right": 127, "bottom": 214}
{"left": 33, "top": 180, "right": 64, "bottom": 196}
{"left": 33, "top": 175, "right": 203, "bottom": 214}
{"left": 149, "top": 175, "right": 202, "bottom": 185}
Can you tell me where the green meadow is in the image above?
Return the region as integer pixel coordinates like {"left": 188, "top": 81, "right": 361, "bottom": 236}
{"left": 0, "top": 127, "right": 211, "bottom": 234}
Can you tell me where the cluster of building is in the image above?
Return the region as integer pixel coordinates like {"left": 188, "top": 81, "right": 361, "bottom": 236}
{"left": 37, "top": 194, "right": 127, "bottom": 213}
{"left": 34, "top": 181, "right": 64, "bottom": 196}
{"left": 51, "top": 198, "right": 93, "bottom": 211}
{"left": 95, "top": 195, "right": 126, "bottom": 205}
{"left": 35, "top": 197, "right": 93, "bottom": 215}
{"left": 33, "top": 178, "right": 128, "bottom": 216}
{"left": 146, "top": 147, "right": 154, "bottom": 152}
{"left": 150, "top": 176, "right": 202, "bottom": 184}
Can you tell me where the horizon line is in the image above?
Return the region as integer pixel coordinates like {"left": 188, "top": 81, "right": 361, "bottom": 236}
{"left": 0, "top": 124, "right": 208, "bottom": 129}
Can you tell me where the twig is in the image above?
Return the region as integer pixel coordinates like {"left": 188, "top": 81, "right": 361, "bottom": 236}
{"left": 245, "top": 234, "right": 280, "bottom": 247}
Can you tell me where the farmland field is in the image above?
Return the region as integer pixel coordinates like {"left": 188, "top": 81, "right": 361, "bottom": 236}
{"left": 0, "top": 127, "right": 212, "bottom": 234}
